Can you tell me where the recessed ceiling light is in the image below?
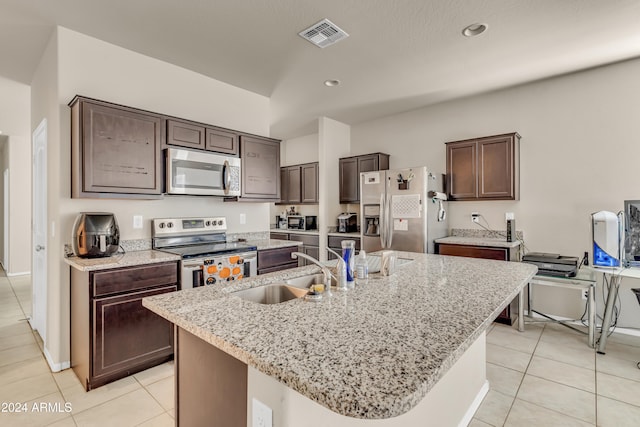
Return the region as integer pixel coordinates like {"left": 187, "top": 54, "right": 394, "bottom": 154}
{"left": 462, "top": 23, "right": 488, "bottom": 37}
{"left": 324, "top": 79, "right": 341, "bottom": 87}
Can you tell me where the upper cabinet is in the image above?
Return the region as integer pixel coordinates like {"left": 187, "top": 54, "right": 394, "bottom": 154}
{"left": 238, "top": 135, "right": 281, "bottom": 200}
{"left": 446, "top": 132, "right": 520, "bottom": 201}
{"left": 339, "top": 153, "right": 389, "bottom": 203}
{"left": 167, "top": 118, "right": 239, "bottom": 156}
{"left": 278, "top": 162, "right": 318, "bottom": 205}
{"left": 70, "top": 96, "right": 164, "bottom": 199}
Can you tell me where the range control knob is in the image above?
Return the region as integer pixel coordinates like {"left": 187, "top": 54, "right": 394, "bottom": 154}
{"left": 167, "top": 222, "right": 174, "bottom": 228}
{"left": 218, "top": 219, "right": 224, "bottom": 226}
{"left": 158, "top": 222, "right": 165, "bottom": 229}
{"left": 212, "top": 220, "right": 218, "bottom": 226}
{"left": 205, "top": 220, "right": 211, "bottom": 227}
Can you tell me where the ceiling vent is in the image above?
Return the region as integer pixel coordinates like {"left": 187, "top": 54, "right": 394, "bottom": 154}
{"left": 299, "top": 19, "right": 349, "bottom": 48}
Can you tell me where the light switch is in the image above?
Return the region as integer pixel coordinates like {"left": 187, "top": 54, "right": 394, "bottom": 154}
{"left": 133, "top": 215, "right": 143, "bottom": 229}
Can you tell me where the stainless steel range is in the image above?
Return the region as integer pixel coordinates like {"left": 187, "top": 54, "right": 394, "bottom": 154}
{"left": 152, "top": 217, "right": 257, "bottom": 289}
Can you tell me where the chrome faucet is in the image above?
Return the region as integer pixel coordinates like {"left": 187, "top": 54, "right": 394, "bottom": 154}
{"left": 291, "top": 252, "right": 335, "bottom": 295}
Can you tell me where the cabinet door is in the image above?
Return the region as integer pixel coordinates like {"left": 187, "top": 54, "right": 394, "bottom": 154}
{"left": 285, "top": 166, "right": 302, "bottom": 204}
{"left": 206, "top": 127, "right": 239, "bottom": 156}
{"left": 357, "top": 155, "right": 379, "bottom": 174}
{"left": 93, "top": 285, "right": 176, "bottom": 380}
{"left": 437, "top": 243, "right": 508, "bottom": 260}
{"left": 339, "top": 157, "right": 359, "bottom": 203}
{"left": 303, "top": 246, "right": 320, "bottom": 265}
{"left": 446, "top": 140, "right": 477, "bottom": 200}
{"left": 301, "top": 163, "right": 319, "bottom": 203}
{"left": 478, "top": 135, "right": 515, "bottom": 199}
{"left": 240, "top": 136, "right": 280, "bottom": 199}
{"left": 167, "top": 119, "right": 205, "bottom": 150}
{"left": 270, "top": 232, "right": 289, "bottom": 240}
{"left": 75, "top": 100, "right": 163, "bottom": 196}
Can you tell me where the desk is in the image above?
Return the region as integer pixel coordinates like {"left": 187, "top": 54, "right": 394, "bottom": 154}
{"left": 594, "top": 267, "right": 640, "bottom": 354}
{"left": 518, "top": 269, "right": 596, "bottom": 348}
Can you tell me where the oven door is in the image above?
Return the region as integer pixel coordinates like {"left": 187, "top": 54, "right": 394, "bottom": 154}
{"left": 181, "top": 251, "right": 257, "bottom": 289}
{"left": 166, "top": 148, "right": 240, "bottom": 196}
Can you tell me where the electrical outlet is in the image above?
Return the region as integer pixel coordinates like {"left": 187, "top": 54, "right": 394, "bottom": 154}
{"left": 240, "top": 213, "right": 246, "bottom": 225}
{"left": 582, "top": 290, "right": 589, "bottom": 301}
{"left": 133, "top": 215, "right": 143, "bottom": 229}
{"left": 252, "top": 399, "right": 272, "bottom": 427}
{"left": 505, "top": 212, "right": 515, "bottom": 221}
{"left": 471, "top": 212, "right": 480, "bottom": 223}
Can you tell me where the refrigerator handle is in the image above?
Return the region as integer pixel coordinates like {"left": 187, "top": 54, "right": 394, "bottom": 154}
{"left": 379, "top": 193, "right": 386, "bottom": 248}
{"left": 386, "top": 194, "right": 393, "bottom": 248}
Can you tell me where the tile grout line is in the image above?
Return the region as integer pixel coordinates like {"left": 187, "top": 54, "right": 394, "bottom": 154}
{"left": 499, "top": 323, "right": 544, "bottom": 426}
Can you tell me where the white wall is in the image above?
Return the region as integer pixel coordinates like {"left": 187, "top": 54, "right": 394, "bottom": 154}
{"left": 280, "top": 133, "right": 319, "bottom": 166}
{"left": 30, "top": 27, "right": 274, "bottom": 367}
{"left": 0, "top": 76, "right": 32, "bottom": 275}
{"left": 352, "top": 58, "right": 640, "bottom": 326}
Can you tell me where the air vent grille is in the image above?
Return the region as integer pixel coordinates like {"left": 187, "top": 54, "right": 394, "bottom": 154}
{"left": 299, "top": 19, "right": 349, "bottom": 48}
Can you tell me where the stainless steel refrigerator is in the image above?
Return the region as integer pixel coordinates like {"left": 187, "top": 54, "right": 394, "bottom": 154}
{"left": 360, "top": 166, "right": 448, "bottom": 253}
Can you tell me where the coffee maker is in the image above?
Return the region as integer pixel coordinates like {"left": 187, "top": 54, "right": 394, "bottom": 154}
{"left": 337, "top": 213, "right": 358, "bottom": 233}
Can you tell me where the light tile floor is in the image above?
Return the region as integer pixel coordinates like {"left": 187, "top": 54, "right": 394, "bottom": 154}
{"left": 2, "top": 268, "right": 640, "bottom": 426}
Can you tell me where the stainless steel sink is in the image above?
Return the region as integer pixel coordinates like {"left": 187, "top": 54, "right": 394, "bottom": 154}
{"left": 231, "top": 272, "right": 332, "bottom": 304}
{"left": 285, "top": 273, "right": 331, "bottom": 288}
{"left": 231, "top": 283, "right": 308, "bottom": 304}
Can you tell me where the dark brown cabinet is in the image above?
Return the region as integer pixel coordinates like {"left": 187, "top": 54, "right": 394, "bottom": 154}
{"left": 70, "top": 96, "right": 163, "bottom": 199}
{"left": 339, "top": 153, "right": 389, "bottom": 203}
{"left": 279, "top": 162, "right": 319, "bottom": 204}
{"left": 239, "top": 135, "right": 281, "bottom": 200}
{"left": 446, "top": 133, "right": 520, "bottom": 201}
{"left": 71, "top": 261, "right": 178, "bottom": 390}
{"left": 257, "top": 245, "right": 300, "bottom": 274}
{"left": 327, "top": 235, "right": 361, "bottom": 260}
{"left": 167, "top": 118, "right": 239, "bottom": 156}
{"left": 435, "top": 242, "right": 518, "bottom": 325}
{"left": 289, "top": 234, "right": 319, "bottom": 266}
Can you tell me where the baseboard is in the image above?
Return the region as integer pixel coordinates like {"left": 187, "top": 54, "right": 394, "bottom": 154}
{"left": 43, "top": 346, "right": 70, "bottom": 373}
{"left": 458, "top": 380, "right": 489, "bottom": 427}
{"left": 6, "top": 270, "right": 31, "bottom": 277}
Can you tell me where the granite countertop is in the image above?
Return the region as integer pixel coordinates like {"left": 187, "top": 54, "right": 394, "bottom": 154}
{"left": 327, "top": 231, "right": 360, "bottom": 238}
{"left": 64, "top": 250, "right": 181, "bottom": 271}
{"left": 435, "top": 236, "right": 521, "bottom": 249}
{"left": 143, "top": 252, "right": 536, "bottom": 419}
{"left": 247, "top": 238, "right": 303, "bottom": 250}
{"left": 270, "top": 228, "right": 361, "bottom": 239}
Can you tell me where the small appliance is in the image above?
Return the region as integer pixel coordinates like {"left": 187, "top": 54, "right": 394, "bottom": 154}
{"left": 337, "top": 213, "right": 358, "bottom": 233}
{"left": 287, "top": 215, "right": 317, "bottom": 230}
{"left": 166, "top": 147, "right": 240, "bottom": 196}
{"left": 522, "top": 252, "right": 578, "bottom": 277}
{"left": 72, "top": 212, "right": 120, "bottom": 258}
{"left": 592, "top": 210, "right": 622, "bottom": 267}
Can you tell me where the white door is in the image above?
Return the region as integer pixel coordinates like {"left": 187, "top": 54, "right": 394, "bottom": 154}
{"left": 31, "top": 119, "right": 47, "bottom": 342}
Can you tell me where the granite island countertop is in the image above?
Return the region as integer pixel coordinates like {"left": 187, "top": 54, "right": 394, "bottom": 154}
{"left": 435, "top": 236, "right": 521, "bottom": 248}
{"left": 143, "top": 252, "right": 536, "bottom": 419}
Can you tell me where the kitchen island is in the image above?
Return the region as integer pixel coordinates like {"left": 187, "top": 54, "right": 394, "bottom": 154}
{"left": 143, "top": 252, "right": 536, "bottom": 426}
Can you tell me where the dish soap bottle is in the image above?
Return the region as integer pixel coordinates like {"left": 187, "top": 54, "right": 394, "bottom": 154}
{"left": 355, "top": 250, "right": 368, "bottom": 285}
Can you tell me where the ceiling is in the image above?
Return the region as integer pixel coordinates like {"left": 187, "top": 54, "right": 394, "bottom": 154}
{"left": 1, "top": 0, "right": 640, "bottom": 139}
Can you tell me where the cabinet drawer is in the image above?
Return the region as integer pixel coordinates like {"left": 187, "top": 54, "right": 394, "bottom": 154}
{"left": 289, "top": 234, "right": 319, "bottom": 246}
{"left": 258, "top": 262, "right": 299, "bottom": 275}
{"left": 257, "top": 246, "right": 300, "bottom": 269}
{"left": 437, "top": 244, "right": 508, "bottom": 261}
{"left": 270, "top": 232, "right": 289, "bottom": 240}
{"left": 92, "top": 262, "right": 179, "bottom": 297}
{"left": 328, "top": 236, "right": 361, "bottom": 250}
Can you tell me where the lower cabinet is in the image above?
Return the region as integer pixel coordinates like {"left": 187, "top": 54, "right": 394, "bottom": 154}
{"left": 436, "top": 243, "right": 518, "bottom": 325}
{"left": 289, "top": 234, "right": 319, "bottom": 266}
{"left": 328, "top": 235, "right": 361, "bottom": 260}
{"left": 257, "top": 246, "right": 300, "bottom": 274}
{"left": 71, "top": 261, "right": 178, "bottom": 390}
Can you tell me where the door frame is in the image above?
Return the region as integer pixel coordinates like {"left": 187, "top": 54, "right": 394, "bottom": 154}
{"left": 31, "top": 118, "right": 47, "bottom": 344}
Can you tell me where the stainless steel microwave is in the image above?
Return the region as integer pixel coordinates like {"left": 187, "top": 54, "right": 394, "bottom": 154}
{"left": 166, "top": 148, "right": 241, "bottom": 196}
